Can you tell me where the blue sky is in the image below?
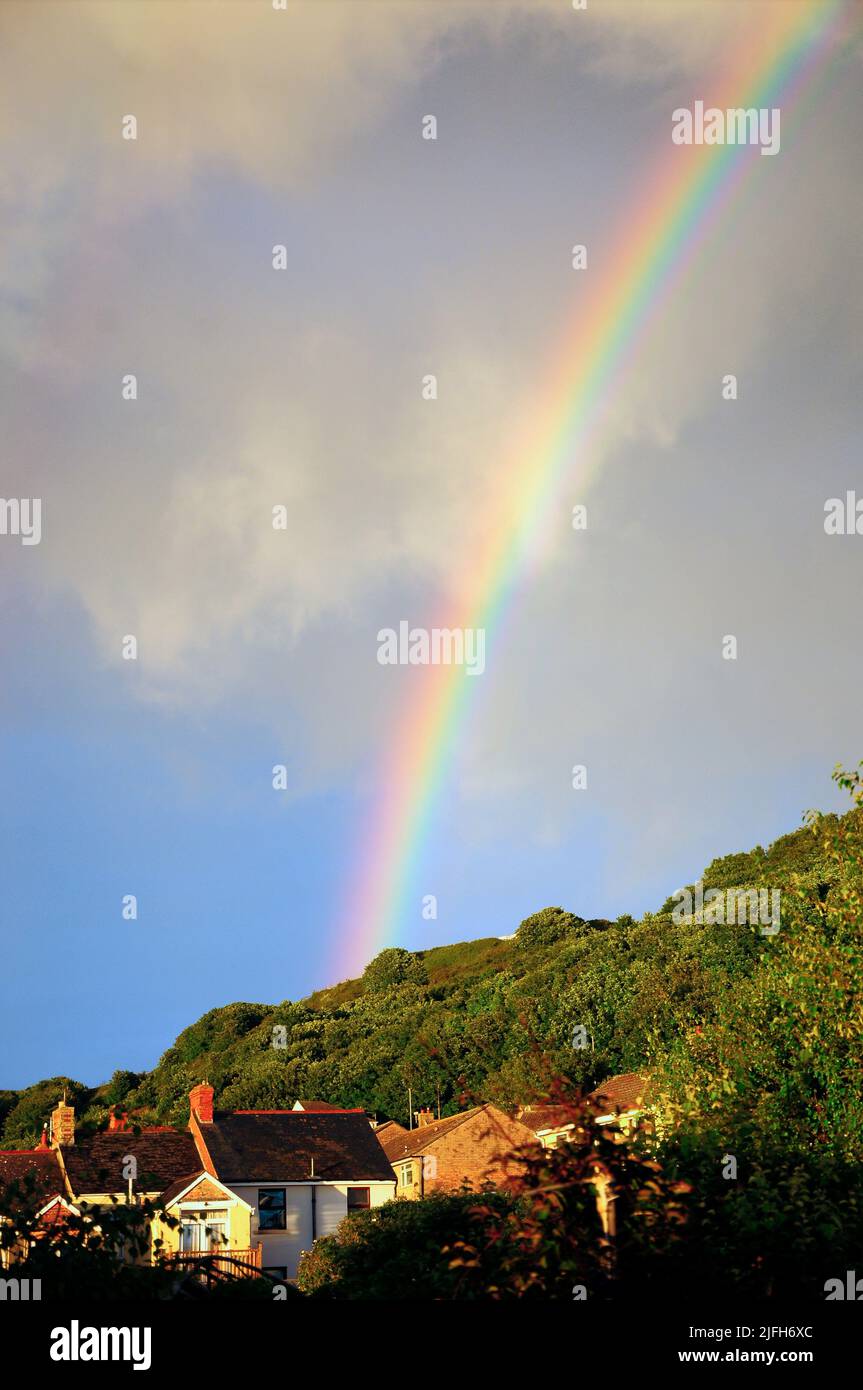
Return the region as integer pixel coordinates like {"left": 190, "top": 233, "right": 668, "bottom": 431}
{"left": 1, "top": 0, "right": 861, "bottom": 1088}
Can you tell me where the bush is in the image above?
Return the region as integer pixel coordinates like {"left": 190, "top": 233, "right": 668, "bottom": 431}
{"left": 362, "top": 948, "right": 427, "bottom": 992}
{"left": 515, "top": 907, "right": 582, "bottom": 949}
{"left": 298, "top": 1192, "right": 514, "bottom": 1299}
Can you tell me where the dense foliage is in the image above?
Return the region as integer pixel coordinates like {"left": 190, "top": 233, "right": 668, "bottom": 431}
{"left": 297, "top": 1099, "right": 691, "bottom": 1300}
{"left": 0, "top": 1177, "right": 179, "bottom": 1299}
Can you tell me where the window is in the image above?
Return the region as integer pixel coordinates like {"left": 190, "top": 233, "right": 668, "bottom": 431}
{"left": 180, "top": 1210, "right": 228, "bottom": 1251}
{"left": 400, "top": 1166, "right": 412, "bottom": 1187}
{"left": 347, "top": 1187, "right": 370, "bottom": 1212}
{"left": 258, "top": 1189, "right": 286, "bottom": 1230}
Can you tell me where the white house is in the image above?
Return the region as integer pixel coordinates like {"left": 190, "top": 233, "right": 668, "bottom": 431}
{"left": 187, "top": 1086, "right": 395, "bottom": 1280}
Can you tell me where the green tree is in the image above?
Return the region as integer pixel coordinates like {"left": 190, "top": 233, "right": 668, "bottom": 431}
{"left": 515, "top": 907, "right": 582, "bottom": 949}
{"left": 362, "top": 947, "right": 427, "bottom": 992}
{"left": 1, "top": 1078, "right": 90, "bottom": 1148}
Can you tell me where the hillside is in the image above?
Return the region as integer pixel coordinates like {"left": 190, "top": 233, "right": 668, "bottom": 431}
{"left": 2, "top": 804, "right": 858, "bottom": 1147}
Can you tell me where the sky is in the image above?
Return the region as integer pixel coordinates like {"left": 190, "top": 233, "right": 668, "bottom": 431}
{"left": 1, "top": 0, "right": 862, "bottom": 1089}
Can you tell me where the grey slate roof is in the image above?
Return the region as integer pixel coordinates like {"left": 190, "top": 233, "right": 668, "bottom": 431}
{"left": 201, "top": 1110, "right": 395, "bottom": 1183}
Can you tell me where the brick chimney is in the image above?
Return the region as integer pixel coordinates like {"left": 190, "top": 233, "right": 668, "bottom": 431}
{"left": 415, "top": 1107, "right": 435, "bottom": 1128}
{"left": 50, "top": 1097, "right": 75, "bottom": 1148}
{"left": 189, "top": 1083, "right": 214, "bottom": 1124}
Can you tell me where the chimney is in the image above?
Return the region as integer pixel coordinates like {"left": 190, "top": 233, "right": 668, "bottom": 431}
{"left": 189, "top": 1083, "right": 214, "bottom": 1125}
{"left": 50, "top": 1097, "right": 75, "bottom": 1148}
{"left": 415, "top": 1107, "right": 435, "bottom": 1128}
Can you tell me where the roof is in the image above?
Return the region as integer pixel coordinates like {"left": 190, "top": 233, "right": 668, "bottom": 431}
{"left": 158, "top": 1170, "right": 251, "bottom": 1208}
{"left": 61, "top": 1129, "right": 200, "bottom": 1196}
{"left": 520, "top": 1104, "right": 580, "bottom": 1136}
{"left": 0, "top": 1150, "right": 65, "bottom": 1208}
{"left": 519, "top": 1077, "right": 650, "bottom": 1133}
{"left": 373, "top": 1120, "right": 407, "bottom": 1141}
{"left": 589, "top": 1073, "right": 649, "bottom": 1113}
{"left": 158, "top": 1171, "right": 215, "bottom": 1207}
{"left": 36, "top": 1196, "right": 79, "bottom": 1227}
{"left": 201, "top": 1111, "right": 396, "bottom": 1183}
{"left": 378, "top": 1108, "right": 482, "bottom": 1162}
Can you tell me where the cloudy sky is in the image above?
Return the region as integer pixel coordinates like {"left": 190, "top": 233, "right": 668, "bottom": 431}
{"left": 2, "top": 0, "right": 861, "bottom": 1088}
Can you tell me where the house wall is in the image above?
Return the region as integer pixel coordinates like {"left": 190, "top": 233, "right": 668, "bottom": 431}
{"left": 151, "top": 1195, "right": 252, "bottom": 1261}
{"left": 423, "top": 1109, "right": 533, "bottom": 1195}
{"left": 229, "top": 1181, "right": 394, "bottom": 1279}
{"left": 394, "top": 1157, "right": 422, "bottom": 1200}
{"left": 75, "top": 1190, "right": 161, "bottom": 1205}
{"left": 537, "top": 1125, "right": 575, "bottom": 1149}
{"left": 73, "top": 1191, "right": 162, "bottom": 1267}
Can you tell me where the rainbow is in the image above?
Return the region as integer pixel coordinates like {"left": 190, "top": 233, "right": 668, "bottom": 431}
{"left": 331, "top": 0, "right": 853, "bottom": 980}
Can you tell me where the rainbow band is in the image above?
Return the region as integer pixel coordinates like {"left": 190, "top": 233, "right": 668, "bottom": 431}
{"left": 333, "top": 0, "right": 852, "bottom": 980}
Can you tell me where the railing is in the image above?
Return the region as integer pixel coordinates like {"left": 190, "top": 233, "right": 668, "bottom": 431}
{"left": 162, "top": 1245, "right": 263, "bottom": 1288}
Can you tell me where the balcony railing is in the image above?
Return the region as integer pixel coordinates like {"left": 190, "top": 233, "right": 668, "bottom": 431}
{"left": 161, "top": 1245, "right": 263, "bottom": 1286}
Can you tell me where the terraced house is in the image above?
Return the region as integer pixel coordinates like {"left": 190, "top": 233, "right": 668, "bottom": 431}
{"left": 1, "top": 1087, "right": 395, "bottom": 1282}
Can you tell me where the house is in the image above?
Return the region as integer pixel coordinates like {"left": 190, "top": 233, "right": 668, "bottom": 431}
{"left": 519, "top": 1074, "right": 651, "bottom": 1149}
{"left": 0, "top": 1142, "right": 67, "bottom": 1268}
{"left": 517, "top": 1103, "right": 580, "bottom": 1149}
{"left": 378, "top": 1104, "right": 535, "bottom": 1199}
{"left": 187, "top": 1086, "right": 395, "bottom": 1279}
{"left": 590, "top": 1073, "right": 651, "bottom": 1141}
{"left": 1, "top": 1087, "right": 396, "bottom": 1283}
{"left": 151, "top": 1171, "right": 256, "bottom": 1275}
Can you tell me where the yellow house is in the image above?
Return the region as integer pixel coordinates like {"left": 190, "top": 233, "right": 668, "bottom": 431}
{"left": 151, "top": 1171, "right": 258, "bottom": 1273}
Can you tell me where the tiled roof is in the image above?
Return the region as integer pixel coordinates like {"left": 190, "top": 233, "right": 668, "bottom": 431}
{"left": 201, "top": 1111, "right": 396, "bottom": 1183}
{"left": 520, "top": 1104, "right": 580, "bottom": 1135}
{"left": 519, "top": 1077, "right": 650, "bottom": 1133}
{"left": 589, "top": 1073, "right": 649, "bottom": 1113}
{"left": 373, "top": 1120, "right": 408, "bottom": 1142}
{"left": 378, "top": 1108, "right": 481, "bottom": 1162}
{"left": 157, "top": 1171, "right": 213, "bottom": 1207}
{"left": 0, "top": 1150, "right": 65, "bottom": 1208}
{"left": 61, "top": 1130, "right": 200, "bottom": 1196}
